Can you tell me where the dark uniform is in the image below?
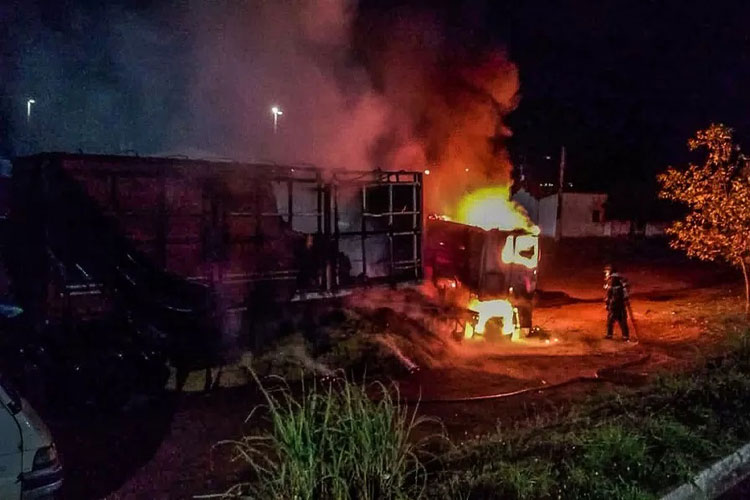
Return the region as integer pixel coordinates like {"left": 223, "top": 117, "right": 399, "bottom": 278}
{"left": 604, "top": 266, "right": 630, "bottom": 340}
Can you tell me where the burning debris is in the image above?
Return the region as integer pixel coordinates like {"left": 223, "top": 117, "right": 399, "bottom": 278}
{"left": 468, "top": 298, "right": 516, "bottom": 337}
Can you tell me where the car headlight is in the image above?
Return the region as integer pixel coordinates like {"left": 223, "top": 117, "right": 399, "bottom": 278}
{"left": 32, "top": 444, "right": 58, "bottom": 470}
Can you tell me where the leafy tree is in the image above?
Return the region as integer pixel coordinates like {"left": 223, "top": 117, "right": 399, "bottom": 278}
{"left": 659, "top": 123, "right": 750, "bottom": 314}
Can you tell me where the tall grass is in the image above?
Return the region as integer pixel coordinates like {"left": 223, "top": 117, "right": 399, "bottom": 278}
{"left": 217, "top": 373, "right": 438, "bottom": 499}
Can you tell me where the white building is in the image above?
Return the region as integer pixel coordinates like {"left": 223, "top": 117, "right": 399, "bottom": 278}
{"left": 512, "top": 189, "right": 633, "bottom": 238}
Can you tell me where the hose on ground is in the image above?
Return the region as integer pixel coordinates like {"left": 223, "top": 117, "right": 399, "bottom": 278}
{"left": 402, "top": 354, "right": 652, "bottom": 405}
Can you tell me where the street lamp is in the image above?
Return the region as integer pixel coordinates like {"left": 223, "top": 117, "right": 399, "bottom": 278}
{"left": 26, "top": 98, "right": 36, "bottom": 121}
{"left": 271, "top": 105, "right": 283, "bottom": 134}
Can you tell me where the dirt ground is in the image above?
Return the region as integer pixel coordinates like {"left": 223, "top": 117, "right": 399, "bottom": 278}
{"left": 49, "top": 238, "right": 745, "bottom": 499}
{"left": 391, "top": 239, "right": 742, "bottom": 439}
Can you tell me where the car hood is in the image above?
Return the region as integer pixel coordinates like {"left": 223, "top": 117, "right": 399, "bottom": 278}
{"left": 16, "top": 399, "right": 53, "bottom": 452}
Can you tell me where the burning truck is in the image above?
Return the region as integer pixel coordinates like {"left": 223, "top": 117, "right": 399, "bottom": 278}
{"left": 424, "top": 188, "right": 540, "bottom": 341}
{"left": 2, "top": 152, "right": 536, "bottom": 368}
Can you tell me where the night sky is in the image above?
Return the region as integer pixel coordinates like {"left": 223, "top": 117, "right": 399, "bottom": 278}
{"left": 497, "top": 2, "right": 750, "bottom": 204}
{"left": 3, "top": 0, "right": 750, "bottom": 219}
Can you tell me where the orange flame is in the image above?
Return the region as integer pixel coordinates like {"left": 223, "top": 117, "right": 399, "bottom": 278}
{"left": 454, "top": 186, "right": 539, "bottom": 341}
{"left": 456, "top": 186, "right": 538, "bottom": 233}
{"left": 467, "top": 297, "right": 516, "bottom": 337}
{"left": 456, "top": 186, "right": 540, "bottom": 270}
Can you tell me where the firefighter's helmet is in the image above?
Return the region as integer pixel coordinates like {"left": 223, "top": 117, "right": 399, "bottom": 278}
{"left": 604, "top": 264, "right": 616, "bottom": 278}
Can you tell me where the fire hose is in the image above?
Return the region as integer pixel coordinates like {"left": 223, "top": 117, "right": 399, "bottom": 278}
{"left": 401, "top": 353, "right": 651, "bottom": 405}
{"left": 626, "top": 299, "right": 640, "bottom": 343}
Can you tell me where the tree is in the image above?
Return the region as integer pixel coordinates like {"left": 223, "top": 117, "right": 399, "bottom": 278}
{"left": 658, "top": 123, "right": 750, "bottom": 314}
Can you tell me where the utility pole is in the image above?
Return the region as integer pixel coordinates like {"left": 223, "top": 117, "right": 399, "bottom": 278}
{"left": 555, "top": 146, "right": 566, "bottom": 242}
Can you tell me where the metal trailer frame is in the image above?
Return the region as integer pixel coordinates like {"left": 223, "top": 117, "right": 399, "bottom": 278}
{"left": 11, "top": 154, "right": 423, "bottom": 322}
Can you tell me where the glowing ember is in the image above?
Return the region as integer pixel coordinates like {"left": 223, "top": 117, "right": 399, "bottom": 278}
{"left": 456, "top": 186, "right": 536, "bottom": 232}
{"left": 427, "top": 213, "right": 452, "bottom": 222}
{"left": 467, "top": 297, "right": 516, "bottom": 337}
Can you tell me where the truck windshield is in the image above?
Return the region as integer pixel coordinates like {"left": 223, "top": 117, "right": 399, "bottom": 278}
{"left": 0, "top": 376, "right": 22, "bottom": 414}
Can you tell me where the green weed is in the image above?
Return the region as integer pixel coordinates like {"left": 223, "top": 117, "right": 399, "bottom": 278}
{"left": 216, "top": 373, "right": 439, "bottom": 499}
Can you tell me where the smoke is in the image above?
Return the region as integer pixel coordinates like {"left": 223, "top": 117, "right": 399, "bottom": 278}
{"left": 3, "top": 0, "right": 521, "bottom": 215}
{"left": 3, "top": 2, "right": 190, "bottom": 154}
{"left": 359, "top": 7, "right": 520, "bottom": 214}
{"left": 3, "top": 0, "right": 389, "bottom": 167}
{"left": 182, "top": 0, "right": 390, "bottom": 167}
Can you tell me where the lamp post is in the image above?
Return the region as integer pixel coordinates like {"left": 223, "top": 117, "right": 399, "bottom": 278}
{"left": 271, "top": 105, "right": 283, "bottom": 134}
{"left": 26, "top": 98, "right": 36, "bottom": 122}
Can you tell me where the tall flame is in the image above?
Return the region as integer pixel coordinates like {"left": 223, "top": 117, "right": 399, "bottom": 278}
{"left": 456, "top": 186, "right": 536, "bottom": 232}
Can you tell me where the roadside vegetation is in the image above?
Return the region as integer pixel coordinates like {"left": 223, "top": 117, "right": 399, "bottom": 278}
{"left": 215, "top": 374, "right": 439, "bottom": 500}
{"left": 431, "top": 318, "right": 750, "bottom": 499}
{"left": 659, "top": 123, "right": 750, "bottom": 314}
{"left": 213, "top": 317, "right": 750, "bottom": 499}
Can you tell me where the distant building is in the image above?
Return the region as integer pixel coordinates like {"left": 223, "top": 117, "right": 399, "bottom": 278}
{"left": 540, "top": 192, "right": 610, "bottom": 237}
{"left": 512, "top": 189, "right": 639, "bottom": 238}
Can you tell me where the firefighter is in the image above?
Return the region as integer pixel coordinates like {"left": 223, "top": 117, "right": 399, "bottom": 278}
{"left": 604, "top": 264, "right": 630, "bottom": 341}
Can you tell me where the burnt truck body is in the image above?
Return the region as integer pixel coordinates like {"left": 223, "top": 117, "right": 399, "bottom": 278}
{"left": 7, "top": 153, "right": 423, "bottom": 342}
{"left": 424, "top": 218, "right": 539, "bottom": 337}
{"left": 5, "top": 152, "right": 533, "bottom": 351}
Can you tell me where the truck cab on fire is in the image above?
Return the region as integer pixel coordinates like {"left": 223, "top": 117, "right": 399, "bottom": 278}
{"left": 425, "top": 218, "right": 539, "bottom": 339}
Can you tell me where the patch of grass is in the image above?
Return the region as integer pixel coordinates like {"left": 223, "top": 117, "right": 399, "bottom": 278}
{"left": 216, "top": 373, "right": 440, "bottom": 499}
{"left": 427, "top": 328, "right": 750, "bottom": 499}
{"left": 643, "top": 416, "right": 716, "bottom": 484}
{"left": 427, "top": 460, "right": 554, "bottom": 500}
{"left": 483, "top": 460, "right": 554, "bottom": 499}
{"left": 576, "top": 424, "right": 648, "bottom": 482}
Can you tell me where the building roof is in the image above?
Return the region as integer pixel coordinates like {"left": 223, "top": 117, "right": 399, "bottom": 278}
{"left": 539, "top": 191, "right": 607, "bottom": 201}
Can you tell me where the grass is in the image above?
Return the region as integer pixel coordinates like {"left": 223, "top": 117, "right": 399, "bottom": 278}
{"left": 215, "top": 373, "right": 440, "bottom": 499}
{"left": 427, "top": 325, "right": 750, "bottom": 499}
{"left": 213, "top": 325, "right": 750, "bottom": 499}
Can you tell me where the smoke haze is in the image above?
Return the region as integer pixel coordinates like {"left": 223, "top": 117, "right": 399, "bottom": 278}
{"left": 2, "top": 0, "right": 520, "bottom": 214}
